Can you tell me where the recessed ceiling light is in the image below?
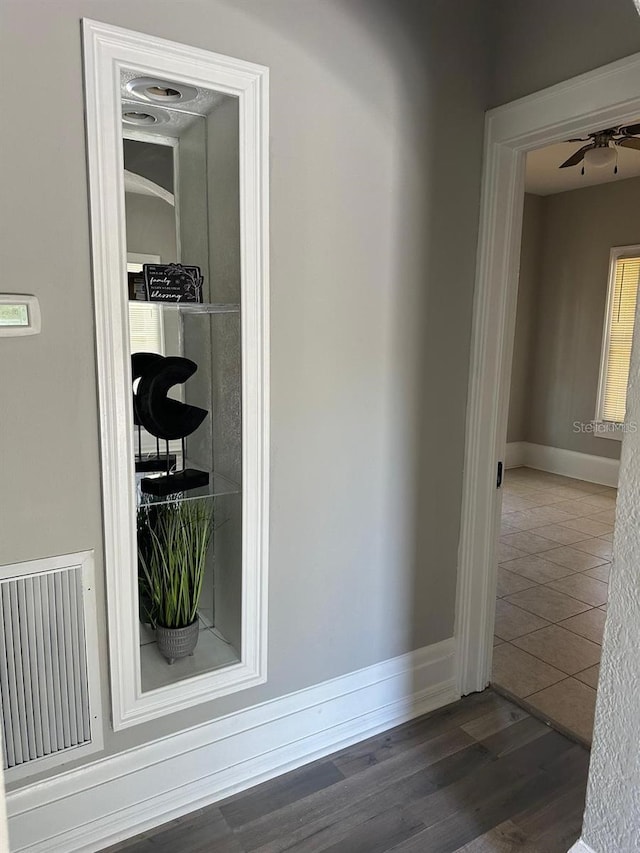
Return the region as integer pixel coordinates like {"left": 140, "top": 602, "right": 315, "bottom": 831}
{"left": 147, "top": 85, "right": 181, "bottom": 99}
{"left": 121, "top": 103, "right": 170, "bottom": 127}
{"left": 122, "top": 110, "right": 157, "bottom": 126}
{"left": 126, "top": 77, "right": 198, "bottom": 104}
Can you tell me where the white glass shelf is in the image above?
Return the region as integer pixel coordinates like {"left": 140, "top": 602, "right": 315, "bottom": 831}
{"left": 177, "top": 302, "right": 239, "bottom": 314}
{"left": 129, "top": 299, "right": 240, "bottom": 314}
{"left": 130, "top": 300, "right": 240, "bottom": 314}
{"left": 137, "top": 470, "right": 241, "bottom": 508}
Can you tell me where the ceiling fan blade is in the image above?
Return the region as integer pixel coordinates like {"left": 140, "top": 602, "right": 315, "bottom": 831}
{"left": 559, "top": 144, "right": 591, "bottom": 169}
{"left": 617, "top": 136, "right": 640, "bottom": 151}
{"left": 620, "top": 123, "right": 640, "bottom": 137}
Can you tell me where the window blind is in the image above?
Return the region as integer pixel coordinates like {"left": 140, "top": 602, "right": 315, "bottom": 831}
{"left": 128, "top": 302, "right": 164, "bottom": 355}
{"left": 601, "top": 256, "right": 640, "bottom": 423}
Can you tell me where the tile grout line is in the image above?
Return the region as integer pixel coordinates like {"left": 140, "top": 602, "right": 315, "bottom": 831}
{"left": 493, "top": 644, "right": 598, "bottom": 701}
{"left": 497, "top": 566, "right": 609, "bottom": 593}
{"left": 501, "top": 590, "right": 606, "bottom": 619}
{"left": 505, "top": 634, "right": 601, "bottom": 679}
{"left": 493, "top": 643, "right": 569, "bottom": 694}
{"left": 496, "top": 600, "right": 605, "bottom": 643}
{"left": 494, "top": 469, "right": 611, "bottom": 743}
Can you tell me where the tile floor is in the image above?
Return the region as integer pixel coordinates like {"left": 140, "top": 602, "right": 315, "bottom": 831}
{"left": 493, "top": 466, "right": 615, "bottom": 744}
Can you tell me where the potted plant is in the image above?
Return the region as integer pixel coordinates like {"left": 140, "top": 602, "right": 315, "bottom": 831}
{"left": 137, "top": 498, "right": 212, "bottom": 664}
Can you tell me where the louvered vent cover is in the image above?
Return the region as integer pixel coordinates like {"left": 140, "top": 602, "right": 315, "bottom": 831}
{"left": 0, "top": 554, "right": 102, "bottom": 778}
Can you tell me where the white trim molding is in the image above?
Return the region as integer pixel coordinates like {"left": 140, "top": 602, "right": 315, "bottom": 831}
{"left": 456, "top": 50, "right": 640, "bottom": 696}
{"left": 505, "top": 442, "right": 619, "bottom": 487}
{"left": 7, "top": 640, "right": 457, "bottom": 853}
{"left": 567, "top": 841, "right": 597, "bottom": 853}
{"left": 82, "top": 20, "right": 270, "bottom": 729}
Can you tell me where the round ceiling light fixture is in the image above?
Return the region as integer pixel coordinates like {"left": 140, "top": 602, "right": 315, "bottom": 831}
{"left": 122, "top": 110, "right": 157, "bottom": 126}
{"left": 125, "top": 77, "right": 198, "bottom": 104}
{"left": 584, "top": 145, "right": 616, "bottom": 169}
{"left": 121, "top": 103, "right": 170, "bottom": 127}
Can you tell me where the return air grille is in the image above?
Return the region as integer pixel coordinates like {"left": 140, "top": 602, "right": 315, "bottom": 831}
{"left": 0, "top": 553, "right": 102, "bottom": 778}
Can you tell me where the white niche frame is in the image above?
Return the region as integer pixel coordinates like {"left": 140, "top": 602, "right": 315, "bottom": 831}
{"left": 82, "top": 20, "right": 269, "bottom": 730}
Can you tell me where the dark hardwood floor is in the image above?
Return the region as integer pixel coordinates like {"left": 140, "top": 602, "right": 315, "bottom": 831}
{"left": 102, "top": 690, "right": 589, "bottom": 853}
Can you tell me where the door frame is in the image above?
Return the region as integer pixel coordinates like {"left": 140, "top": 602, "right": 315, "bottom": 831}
{"left": 456, "top": 51, "right": 640, "bottom": 695}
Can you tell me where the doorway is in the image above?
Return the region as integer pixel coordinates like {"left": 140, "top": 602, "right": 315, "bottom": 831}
{"left": 455, "top": 52, "right": 640, "bottom": 718}
{"left": 490, "top": 143, "right": 640, "bottom": 742}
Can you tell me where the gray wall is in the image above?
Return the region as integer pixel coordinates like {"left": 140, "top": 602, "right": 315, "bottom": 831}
{"left": 507, "top": 194, "right": 544, "bottom": 443}
{"left": 489, "top": 0, "right": 640, "bottom": 107}
{"left": 124, "top": 139, "right": 174, "bottom": 193}
{"left": 124, "top": 193, "right": 177, "bottom": 263}
{"left": 508, "top": 178, "right": 640, "bottom": 459}
{"left": 0, "top": 0, "right": 489, "bottom": 784}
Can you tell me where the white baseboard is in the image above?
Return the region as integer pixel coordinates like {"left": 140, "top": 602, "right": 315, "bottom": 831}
{"left": 7, "top": 639, "right": 458, "bottom": 853}
{"left": 567, "top": 841, "right": 596, "bottom": 853}
{"left": 505, "top": 441, "right": 619, "bottom": 487}
{"left": 505, "top": 441, "right": 527, "bottom": 469}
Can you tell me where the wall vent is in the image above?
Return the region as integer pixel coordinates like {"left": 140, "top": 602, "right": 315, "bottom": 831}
{"left": 0, "top": 552, "right": 103, "bottom": 781}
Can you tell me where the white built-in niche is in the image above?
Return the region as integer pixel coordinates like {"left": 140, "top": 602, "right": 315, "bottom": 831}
{"left": 83, "top": 20, "right": 269, "bottom": 729}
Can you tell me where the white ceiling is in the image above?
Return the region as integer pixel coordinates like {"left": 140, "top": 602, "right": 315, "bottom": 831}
{"left": 525, "top": 138, "right": 640, "bottom": 195}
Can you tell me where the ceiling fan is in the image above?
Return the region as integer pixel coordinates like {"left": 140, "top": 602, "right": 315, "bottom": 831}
{"left": 560, "top": 124, "right": 640, "bottom": 173}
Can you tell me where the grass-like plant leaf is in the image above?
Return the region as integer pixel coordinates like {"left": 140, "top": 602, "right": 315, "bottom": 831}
{"left": 138, "top": 498, "right": 212, "bottom": 629}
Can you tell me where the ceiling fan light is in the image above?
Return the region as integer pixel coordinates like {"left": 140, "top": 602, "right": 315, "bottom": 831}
{"left": 584, "top": 146, "right": 616, "bottom": 168}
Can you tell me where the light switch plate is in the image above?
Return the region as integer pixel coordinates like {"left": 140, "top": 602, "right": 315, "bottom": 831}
{"left": 0, "top": 294, "right": 41, "bottom": 336}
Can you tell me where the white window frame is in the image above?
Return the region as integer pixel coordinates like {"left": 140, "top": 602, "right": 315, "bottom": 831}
{"left": 83, "top": 20, "right": 269, "bottom": 730}
{"left": 594, "top": 244, "right": 640, "bottom": 441}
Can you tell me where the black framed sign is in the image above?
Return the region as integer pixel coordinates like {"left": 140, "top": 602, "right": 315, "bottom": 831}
{"left": 143, "top": 263, "right": 204, "bottom": 303}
